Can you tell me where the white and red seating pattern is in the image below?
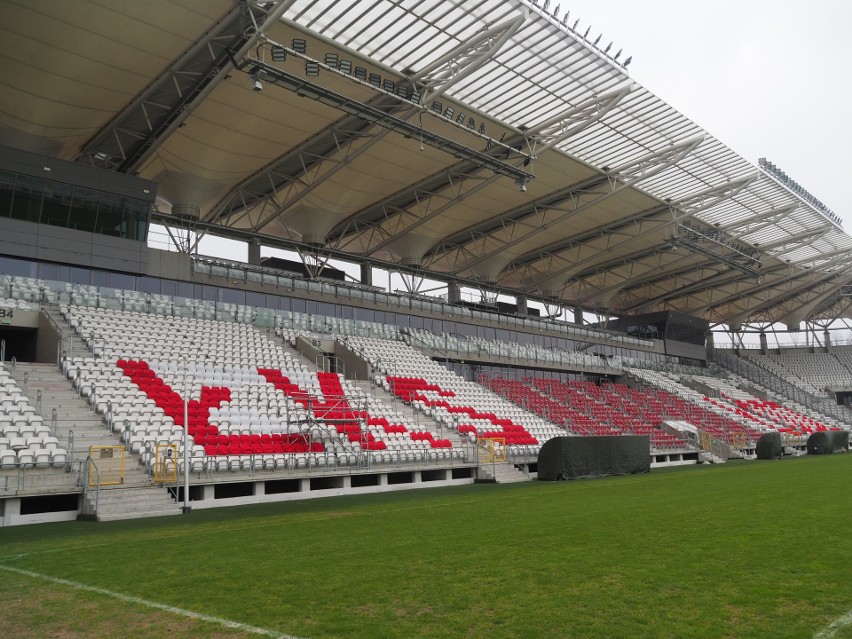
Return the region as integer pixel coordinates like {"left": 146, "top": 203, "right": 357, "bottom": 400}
{"left": 0, "top": 363, "right": 69, "bottom": 469}
{"left": 482, "top": 376, "right": 687, "bottom": 449}
{"left": 345, "top": 336, "right": 563, "bottom": 454}
{"left": 533, "top": 376, "right": 763, "bottom": 447}
{"left": 60, "top": 306, "right": 463, "bottom": 471}
{"left": 662, "top": 372, "right": 844, "bottom": 436}
{"left": 710, "top": 396, "right": 840, "bottom": 436}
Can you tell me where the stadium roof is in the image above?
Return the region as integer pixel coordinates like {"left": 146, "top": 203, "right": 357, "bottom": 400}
{"left": 2, "top": 0, "right": 851, "bottom": 329}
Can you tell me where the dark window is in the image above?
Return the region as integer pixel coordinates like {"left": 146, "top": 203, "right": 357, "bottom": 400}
{"left": 137, "top": 277, "right": 161, "bottom": 294}
{"left": 68, "top": 186, "right": 99, "bottom": 233}
{"left": 90, "top": 270, "right": 109, "bottom": 288}
{"left": 109, "top": 272, "right": 135, "bottom": 290}
{"left": 96, "top": 192, "right": 124, "bottom": 237}
{"left": 160, "top": 279, "right": 176, "bottom": 297}
{"left": 0, "top": 256, "right": 36, "bottom": 277}
{"left": 221, "top": 287, "right": 244, "bottom": 304}
{"left": 0, "top": 171, "right": 15, "bottom": 217}
{"left": 69, "top": 267, "right": 90, "bottom": 285}
{"left": 41, "top": 180, "right": 74, "bottom": 228}
{"left": 11, "top": 175, "right": 45, "bottom": 223}
{"left": 176, "top": 282, "right": 194, "bottom": 299}
{"left": 38, "top": 263, "right": 59, "bottom": 281}
{"left": 246, "top": 291, "right": 265, "bottom": 307}
{"left": 123, "top": 198, "right": 150, "bottom": 241}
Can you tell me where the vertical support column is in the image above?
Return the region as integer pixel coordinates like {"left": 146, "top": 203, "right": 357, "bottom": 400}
{"left": 706, "top": 331, "right": 715, "bottom": 360}
{"left": 516, "top": 295, "right": 527, "bottom": 315}
{"left": 360, "top": 263, "right": 373, "bottom": 287}
{"left": 248, "top": 240, "right": 261, "bottom": 266}
{"left": 573, "top": 307, "right": 583, "bottom": 325}
{"left": 447, "top": 281, "right": 461, "bottom": 305}
{"left": 759, "top": 332, "right": 768, "bottom": 354}
{"left": 824, "top": 330, "right": 832, "bottom": 353}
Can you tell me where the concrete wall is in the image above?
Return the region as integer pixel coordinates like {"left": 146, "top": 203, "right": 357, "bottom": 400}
{"left": 145, "top": 249, "right": 192, "bottom": 281}
{"left": 334, "top": 339, "right": 370, "bottom": 381}
{"left": 36, "top": 310, "right": 61, "bottom": 364}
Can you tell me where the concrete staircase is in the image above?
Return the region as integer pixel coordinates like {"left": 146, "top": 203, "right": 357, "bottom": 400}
{"left": 12, "top": 362, "right": 114, "bottom": 458}
{"left": 41, "top": 304, "right": 94, "bottom": 361}
{"left": 476, "top": 462, "right": 532, "bottom": 483}
{"left": 83, "top": 484, "right": 182, "bottom": 522}
{"left": 13, "top": 361, "right": 182, "bottom": 521}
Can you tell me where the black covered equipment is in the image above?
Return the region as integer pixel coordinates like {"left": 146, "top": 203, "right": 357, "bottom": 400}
{"left": 806, "top": 430, "right": 849, "bottom": 455}
{"left": 755, "top": 431, "right": 783, "bottom": 459}
{"left": 537, "top": 435, "right": 650, "bottom": 481}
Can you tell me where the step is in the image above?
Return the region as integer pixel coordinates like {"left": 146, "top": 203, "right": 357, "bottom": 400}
{"left": 88, "top": 485, "right": 183, "bottom": 521}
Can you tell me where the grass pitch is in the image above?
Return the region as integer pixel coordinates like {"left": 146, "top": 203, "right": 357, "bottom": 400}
{"left": 1, "top": 455, "right": 851, "bottom": 639}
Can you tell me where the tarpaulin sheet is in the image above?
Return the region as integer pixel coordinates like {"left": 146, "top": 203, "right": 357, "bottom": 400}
{"left": 755, "top": 431, "right": 783, "bottom": 459}
{"left": 537, "top": 436, "right": 650, "bottom": 481}
{"left": 806, "top": 431, "right": 849, "bottom": 455}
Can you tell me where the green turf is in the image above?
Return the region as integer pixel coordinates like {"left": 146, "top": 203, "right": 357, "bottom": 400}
{"left": 1, "top": 455, "right": 850, "bottom": 638}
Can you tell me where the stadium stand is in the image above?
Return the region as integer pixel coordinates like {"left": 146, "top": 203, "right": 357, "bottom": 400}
{"left": 1, "top": 1, "right": 851, "bottom": 527}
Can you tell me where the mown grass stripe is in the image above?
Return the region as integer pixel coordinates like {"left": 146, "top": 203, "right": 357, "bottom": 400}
{"left": 0, "top": 564, "right": 305, "bottom": 639}
{"left": 814, "top": 608, "right": 852, "bottom": 639}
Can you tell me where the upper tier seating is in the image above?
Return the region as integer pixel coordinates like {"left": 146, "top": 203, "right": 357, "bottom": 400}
{"left": 405, "top": 328, "right": 618, "bottom": 372}
{"left": 744, "top": 352, "right": 852, "bottom": 398}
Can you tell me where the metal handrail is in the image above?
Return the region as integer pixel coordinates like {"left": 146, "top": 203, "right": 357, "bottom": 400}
{"left": 83, "top": 456, "right": 101, "bottom": 516}
{"left": 57, "top": 335, "right": 74, "bottom": 369}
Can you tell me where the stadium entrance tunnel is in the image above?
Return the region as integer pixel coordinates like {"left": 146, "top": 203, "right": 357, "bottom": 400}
{"left": 0, "top": 326, "right": 37, "bottom": 361}
{"left": 537, "top": 436, "right": 651, "bottom": 481}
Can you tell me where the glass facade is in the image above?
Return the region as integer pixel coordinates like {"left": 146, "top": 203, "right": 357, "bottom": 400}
{"left": 0, "top": 254, "right": 667, "bottom": 366}
{"left": 0, "top": 169, "right": 150, "bottom": 241}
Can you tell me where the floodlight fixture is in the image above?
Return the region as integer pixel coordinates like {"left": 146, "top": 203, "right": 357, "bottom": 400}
{"left": 292, "top": 38, "right": 306, "bottom": 54}
{"left": 305, "top": 61, "right": 320, "bottom": 77}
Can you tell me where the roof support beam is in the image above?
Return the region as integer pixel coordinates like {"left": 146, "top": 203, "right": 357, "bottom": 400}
{"left": 698, "top": 253, "right": 852, "bottom": 325}
{"left": 448, "top": 136, "right": 705, "bottom": 275}
{"left": 411, "top": 14, "right": 526, "bottom": 104}
{"left": 78, "top": 0, "right": 295, "bottom": 173}
{"left": 327, "top": 84, "right": 633, "bottom": 255}
{"left": 207, "top": 18, "right": 530, "bottom": 230}
{"left": 509, "top": 174, "right": 759, "bottom": 292}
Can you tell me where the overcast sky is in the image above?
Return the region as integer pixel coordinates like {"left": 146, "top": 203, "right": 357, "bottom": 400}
{"left": 563, "top": 0, "right": 852, "bottom": 225}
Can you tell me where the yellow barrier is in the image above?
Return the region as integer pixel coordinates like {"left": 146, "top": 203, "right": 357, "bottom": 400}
{"left": 88, "top": 445, "right": 125, "bottom": 486}
{"left": 478, "top": 437, "right": 506, "bottom": 463}
{"left": 154, "top": 443, "right": 178, "bottom": 483}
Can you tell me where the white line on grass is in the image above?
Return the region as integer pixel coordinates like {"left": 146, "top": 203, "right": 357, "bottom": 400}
{"left": 0, "top": 564, "right": 306, "bottom": 639}
{"left": 814, "top": 608, "right": 852, "bottom": 639}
